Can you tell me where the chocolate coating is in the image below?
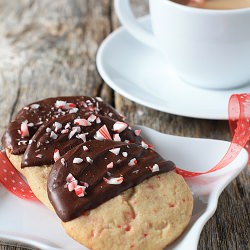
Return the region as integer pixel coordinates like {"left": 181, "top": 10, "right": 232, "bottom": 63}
{"left": 1, "top": 96, "right": 123, "bottom": 155}
{"left": 48, "top": 140, "right": 175, "bottom": 222}
{"left": 21, "top": 114, "right": 142, "bottom": 168}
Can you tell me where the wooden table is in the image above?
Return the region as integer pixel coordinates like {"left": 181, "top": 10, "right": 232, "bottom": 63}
{"left": 0, "top": 1, "right": 249, "bottom": 249}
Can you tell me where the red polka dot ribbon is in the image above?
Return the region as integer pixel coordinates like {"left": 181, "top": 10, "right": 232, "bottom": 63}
{"left": 0, "top": 152, "right": 39, "bottom": 201}
{"left": 176, "top": 93, "right": 250, "bottom": 177}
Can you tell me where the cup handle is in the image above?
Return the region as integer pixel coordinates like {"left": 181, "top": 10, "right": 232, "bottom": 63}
{"left": 114, "top": 0, "right": 157, "bottom": 49}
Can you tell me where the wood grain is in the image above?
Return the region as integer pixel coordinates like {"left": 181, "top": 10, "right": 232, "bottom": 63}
{"left": 0, "top": 0, "right": 249, "bottom": 249}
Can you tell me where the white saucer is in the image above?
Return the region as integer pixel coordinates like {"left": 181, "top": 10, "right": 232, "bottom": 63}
{"left": 97, "top": 16, "right": 250, "bottom": 120}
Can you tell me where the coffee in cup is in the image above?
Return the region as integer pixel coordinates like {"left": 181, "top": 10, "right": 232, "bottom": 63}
{"left": 171, "top": 0, "right": 250, "bottom": 10}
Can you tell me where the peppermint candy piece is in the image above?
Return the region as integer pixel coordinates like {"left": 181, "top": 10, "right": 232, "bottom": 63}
{"left": 60, "top": 158, "right": 67, "bottom": 167}
{"left": 76, "top": 133, "right": 87, "bottom": 142}
{"left": 74, "top": 118, "right": 91, "bottom": 127}
{"left": 53, "top": 122, "right": 62, "bottom": 132}
{"left": 113, "top": 134, "right": 121, "bottom": 142}
{"left": 66, "top": 173, "right": 76, "bottom": 183}
{"left": 150, "top": 164, "right": 159, "bottom": 173}
{"left": 75, "top": 185, "right": 87, "bottom": 197}
{"left": 113, "top": 121, "right": 128, "bottom": 133}
{"left": 86, "top": 157, "right": 93, "bottom": 164}
{"left": 134, "top": 130, "right": 141, "bottom": 136}
{"left": 67, "top": 179, "right": 78, "bottom": 192}
{"left": 30, "top": 104, "right": 40, "bottom": 109}
{"left": 96, "top": 117, "right": 101, "bottom": 124}
{"left": 122, "top": 152, "right": 128, "bottom": 157}
{"left": 50, "top": 131, "right": 58, "bottom": 140}
{"left": 107, "top": 162, "right": 114, "bottom": 169}
{"left": 103, "top": 176, "right": 123, "bottom": 185}
{"left": 73, "top": 158, "right": 83, "bottom": 164}
{"left": 141, "top": 140, "right": 149, "bottom": 149}
{"left": 128, "top": 158, "right": 137, "bottom": 166}
{"left": 20, "top": 122, "right": 29, "bottom": 138}
{"left": 94, "top": 125, "right": 112, "bottom": 140}
{"left": 69, "top": 108, "right": 79, "bottom": 114}
{"left": 88, "top": 114, "right": 96, "bottom": 122}
{"left": 53, "top": 149, "right": 60, "bottom": 162}
{"left": 109, "top": 148, "right": 120, "bottom": 155}
{"left": 83, "top": 146, "right": 89, "bottom": 151}
{"left": 55, "top": 100, "right": 67, "bottom": 109}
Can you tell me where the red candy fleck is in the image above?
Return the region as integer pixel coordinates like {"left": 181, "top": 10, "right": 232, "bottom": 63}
{"left": 53, "top": 149, "right": 60, "bottom": 162}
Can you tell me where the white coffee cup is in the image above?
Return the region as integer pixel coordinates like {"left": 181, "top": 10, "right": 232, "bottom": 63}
{"left": 115, "top": 0, "right": 250, "bottom": 89}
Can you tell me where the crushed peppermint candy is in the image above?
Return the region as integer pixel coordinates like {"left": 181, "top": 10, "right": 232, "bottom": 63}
{"left": 134, "top": 130, "right": 141, "bottom": 136}
{"left": 66, "top": 173, "right": 75, "bottom": 183}
{"left": 53, "top": 149, "right": 60, "bottom": 162}
{"left": 67, "top": 179, "right": 78, "bottom": 192}
{"left": 113, "top": 121, "right": 128, "bottom": 133}
{"left": 61, "top": 128, "right": 69, "bottom": 134}
{"left": 74, "top": 118, "right": 91, "bottom": 127}
{"left": 76, "top": 133, "right": 88, "bottom": 142}
{"left": 103, "top": 176, "right": 124, "bottom": 185}
{"left": 68, "top": 129, "right": 77, "bottom": 140}
{"left": 128, "top": 158, "right": 137, "bottom": 166}
{"left": 69, "top": 108, "right": 79, "bottom": 114}
{"left": 53, "top": 122, "right": 62, "bottom": 132}
{"left": 94, "top": 125, "right": 112, "bottom": 140}
{"left": 75, "top": 185, "right": 87, "bottom": 197}
{"left": 86, "top": 157, "right": 93, "bottom": 164}
{"left": 109, "top": 148, "right": 120, "bottom": 155}
{"left": 107, "top": 162, "right": 114, "bottom": 169}
{"left": 20, "top": 122, "right": 29, "bottom": 138}
{"left": 27, "top": 123, "right": 34, "bottom": 127}
{"left": 66, "top": 173, "right": 78, "bottom": 192}
{"left": 83, "top": 145, "right": 89, "bottom": 151}
{"left": 73, "top": 158, "right": 84, "bottom": 164}
{"left": 50, "top": 131, "right": 58, "bottom": 140}
{"left": 55, "top": 100, "right": 67, "bottom": 109}
{"left": 87, "top": 114, "right": 96, "bottom": 122}
{"left": 30, "top": 104, "right": 40, "bottom": 109}
{"left": 122, "top": 152, "right": 128, "bottom": 157}
{"left": 132, "top": 170, "right": 139, "bottom": 174}
{"left": 46, "top": 127, "right": 51, "bottom": 133}
{"left": 60, "top": 158, "right": 67, "bottom": 167}
{"left": 141, "top": 140, "right": 149, "bottom": 149}
{"left": 113, "top": 134, "right": 121, "bottom": 141}
{"left": 150, "top": 164, "right": 160, "bottom": 173}
{"left": 96, "top": 117, "right": 101, "bottom": 124}
{"left": 35, "top": 154, "right": 43, "bottom": 159}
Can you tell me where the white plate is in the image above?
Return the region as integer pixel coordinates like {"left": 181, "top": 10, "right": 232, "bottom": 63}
{"left": 0, "top": 126, "right": 248, "bottom": 250}
{"left": 96, "top": 16, "right": 250, "bottom": 120}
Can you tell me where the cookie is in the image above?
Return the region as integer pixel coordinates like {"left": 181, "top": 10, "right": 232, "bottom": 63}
{"left": 1, "top": 96, "right": 123, "bottom": 155}
{"left": 47, "top": 140, "right": 176, "bottom": 221}
{"left": 2, "top": 96, "right": 193, "bottom": 249}
{"left": 62, "top": 171, "right": 193, "bottom": 250}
